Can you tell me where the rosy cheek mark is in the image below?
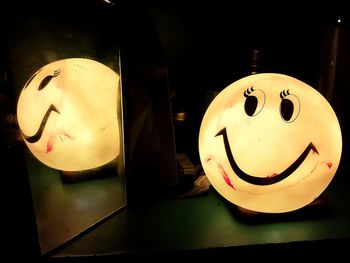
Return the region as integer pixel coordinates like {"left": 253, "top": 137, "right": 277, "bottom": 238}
{"left": 218, "top": 163, "right": 234, "bottom": 189}
{"left": 326, "top": 162, "right": 332, "bottom": 169}
{"left": 46, "top": 142, "right": 53, "bottom": 153}
{"left": 46, "top": 136, "right": 56, "bottom": 153}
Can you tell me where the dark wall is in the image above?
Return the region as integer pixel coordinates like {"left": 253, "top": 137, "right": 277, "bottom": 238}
{"left": 139, "top": 1, "right": 350, "bottom": 165}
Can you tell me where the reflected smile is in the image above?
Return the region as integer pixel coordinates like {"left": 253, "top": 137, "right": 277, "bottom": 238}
{"left": 22, "top": 104, "right": 60, "bottom": 143}
{"left": 215, "top": 128, "right": 318, "bottom": 185}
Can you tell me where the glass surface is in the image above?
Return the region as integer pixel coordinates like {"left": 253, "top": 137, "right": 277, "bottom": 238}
{"left": 2, "top": 0, "right": 126, "bottom": 256}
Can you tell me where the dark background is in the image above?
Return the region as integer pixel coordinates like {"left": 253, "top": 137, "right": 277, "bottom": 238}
{"left": 140, "top": 1, "right": 350, "bottom": 166}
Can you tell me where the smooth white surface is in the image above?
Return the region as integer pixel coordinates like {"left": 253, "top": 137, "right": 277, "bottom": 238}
{"left": 199, "top": 73, "right": 342, "bottom": 213}
{"left": 17, "top": 58, "right": 120, "bottom": 171}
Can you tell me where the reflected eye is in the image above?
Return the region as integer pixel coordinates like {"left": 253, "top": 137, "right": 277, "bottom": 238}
{"left": 38, "top": 75, "right": 53, "bottom": 90}
{"left": 279, "top": 89, "right": 300, "bottom": 122}
{"left": 243, "top": 87, "right": 265, "bottom": 117}
{"left": 37, "top": 69, "right": 61, "bottom": 91}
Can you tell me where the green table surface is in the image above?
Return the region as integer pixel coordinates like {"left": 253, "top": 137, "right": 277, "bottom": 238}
{"left": 50, "top": 168, "right": 350, "bottom": 259}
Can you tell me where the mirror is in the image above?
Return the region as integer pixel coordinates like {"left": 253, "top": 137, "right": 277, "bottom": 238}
{"left": 3, "top": 0, "right": 126, "bottom": 256}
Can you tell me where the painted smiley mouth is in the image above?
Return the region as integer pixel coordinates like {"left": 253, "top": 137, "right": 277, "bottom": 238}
{"left": 215, "top": 128, "right": 318, "bottom": 186}
{"left": 22, "top": 104, "right": 60, "bottom": 143}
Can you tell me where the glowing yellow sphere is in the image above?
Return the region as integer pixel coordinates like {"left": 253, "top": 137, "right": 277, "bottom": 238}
{"left": 17, "top": 58, "right": 120, "bottom": 171}
{"left": 199, "top": 73, "right": 342, "bottom": 213}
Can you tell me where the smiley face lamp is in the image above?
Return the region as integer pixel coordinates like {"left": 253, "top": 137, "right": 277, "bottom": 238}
{"left": 199, "top": 73, "right": 342, "bottom": 213}
{"left": 16, "top": 58, "right": 120, "bottom": 172}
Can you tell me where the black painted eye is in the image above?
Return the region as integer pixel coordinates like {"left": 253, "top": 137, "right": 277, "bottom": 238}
{"left": 245, "top": 96, "right": 257, "bottom": 116}
{"left": 38, "top": 75, "right": 53, "bottom": 90}
{"left": 279, "top": 90, "right": 300, "bottom": 122}
{"left": 280, "top": 99, "right": 294, "bottom": 121}
{"left": 243, "top": 87, "right": 265, "bottom": 117}
{"left": 37, "top": 69, "right": 61, "bottom": 91}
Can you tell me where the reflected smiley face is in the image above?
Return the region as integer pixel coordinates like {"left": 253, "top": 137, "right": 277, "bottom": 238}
{"left": 199, "top": 73, "right": 342, "bottom": 213}
{"left": 17, "top": 58, "right": 121, "bottom": 172}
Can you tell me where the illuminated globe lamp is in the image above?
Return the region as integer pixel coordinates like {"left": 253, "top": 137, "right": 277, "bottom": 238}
{"left": 16, "top": 58, "right": 121, "bottom": 180}
{"left": 199, "top": 73, "right": 342, "bottom": 213}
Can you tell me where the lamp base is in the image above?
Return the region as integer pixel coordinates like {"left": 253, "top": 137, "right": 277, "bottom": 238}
{"left": 232, "top": 197, "right": 334, "bottom": 224}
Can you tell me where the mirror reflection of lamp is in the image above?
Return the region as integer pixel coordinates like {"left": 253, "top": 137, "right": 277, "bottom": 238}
{"left": 199, "top": 73, "right": 342, "bottom": 213}
{"left": 16, "top": 58, "right": 120, "bottom": 174}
